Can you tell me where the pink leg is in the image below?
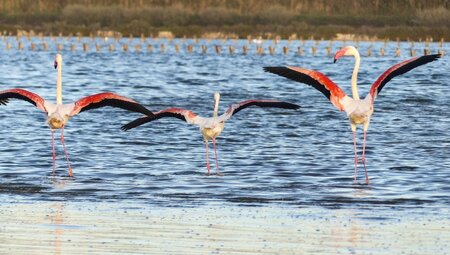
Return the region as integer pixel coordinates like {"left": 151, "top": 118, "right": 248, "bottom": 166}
{"left": 60, "top": 127, "right": 73, "bottom": 177}
{"left": 205, "top": 141, "right": 211, "bottom": 175}
{"left": 362, "top": 131, "right": 369, "bottom": 184}
{"left": 51, "top": 130, "right": 56, "bottom": 176}
{"left": 352, "top": 131, "right": 358, "bottom": 182}
{"left": 212, "top": 138, "right": 220, "bottom": 176}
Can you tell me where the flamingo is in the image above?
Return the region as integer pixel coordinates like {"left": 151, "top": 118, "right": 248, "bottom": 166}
{"left": 121, "top": 92, "right": 300, "bottom": 175}
{"left": 0, "top": 54, "right": 154, "bottom": 177}
{"left": 264, "top": 46, "right": 441, "bottom": 184}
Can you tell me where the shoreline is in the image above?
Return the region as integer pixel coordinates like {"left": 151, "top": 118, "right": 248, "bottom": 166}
{"left": 1, "top": 201, "right": 448, "bottom": 254}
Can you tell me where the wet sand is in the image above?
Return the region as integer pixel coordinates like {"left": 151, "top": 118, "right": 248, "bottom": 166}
{"left": 0, "top": 202, "right": 448, "bottom": 254}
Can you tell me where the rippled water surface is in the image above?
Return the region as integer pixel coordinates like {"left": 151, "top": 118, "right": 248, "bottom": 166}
{"left": 0, "top": 38, "right": 449, "bottom": 254}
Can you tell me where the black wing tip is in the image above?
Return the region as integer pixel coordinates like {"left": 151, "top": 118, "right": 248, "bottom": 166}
{"left": 131, "top": 102, "right": 154, "bottom": 116}
{"left": 121, "top": 125, "right": 131, "bottom": 131}
{"left": 291, "top": 103, "right": 301, "bottom": 110}
{"left": 418, "top": 53, "right": 442, "bottom": 64}
{"left": 434, "top": 53, "right": 442, "bottom": 60}
{"left": 263, "top": 66, "right": 286, "bottom": 73}
{"left": 282, "top": 102, "right": 301, "bottom": 110}
{"left": 121, "top": 121, "right": 139, "bottom": 131}
{"left": 121, "top": 115, "right": 155, "bottom": 131}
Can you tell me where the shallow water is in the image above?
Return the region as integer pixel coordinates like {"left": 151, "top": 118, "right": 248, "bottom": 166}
{"left": 0, "top": 37, "right": 449, "bottom": 253}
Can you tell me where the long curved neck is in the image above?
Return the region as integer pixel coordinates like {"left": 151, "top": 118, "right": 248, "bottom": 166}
{"left": 56, "top": 63, "right": 62, "bottom": 105}
{"left": 213, "top": 97, "right": 220, "bottom": 117}
{"left": 351, "top": 51, "right": 361, "bottom": 100}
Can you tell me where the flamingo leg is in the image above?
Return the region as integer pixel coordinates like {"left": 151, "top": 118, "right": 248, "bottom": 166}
{"left": 60, "top": 127, "right": 73, "bottom": 177}
{"left": 51, "top": 130, "right": 56, "bottom": 176}
{"left": 362, "top": 130, "right": 369, "bottom": 184}
{"left": 205, "top": 140, "right": 211, "bottom": 175}
{"left": 352, "top": 130, "right": 359, "bottom": 182}
{"left": 212, "top": 137, "right": 220, "bottom": 176}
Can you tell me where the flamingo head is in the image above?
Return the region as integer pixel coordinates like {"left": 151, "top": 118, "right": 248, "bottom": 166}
{"left": 334, "top": 46, "right": 358, "bottom": 63}
{"left": 214, "top": 92, "right": 220, "bottom": 103}
{"left": 54, "top": 54, "right": 62, "bottom": 69}
{"left": 48, "top": 112, "right": 65, "bottom": 129}
{"left": 212, "top": 92, "right": 221, "bottom": 117}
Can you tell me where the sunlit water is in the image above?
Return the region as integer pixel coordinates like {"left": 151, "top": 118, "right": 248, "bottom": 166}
{"left": 0, "top": 37, "right": 449, "bottom": 254}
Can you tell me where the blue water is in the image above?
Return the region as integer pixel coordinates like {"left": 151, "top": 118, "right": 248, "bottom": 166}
{"left": 0, "top": 37, "right": 449, "bottom": 214}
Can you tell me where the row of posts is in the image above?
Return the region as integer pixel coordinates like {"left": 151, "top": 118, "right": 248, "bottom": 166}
{"left": 2, "top": 40, "right": 446, "bottom": 57}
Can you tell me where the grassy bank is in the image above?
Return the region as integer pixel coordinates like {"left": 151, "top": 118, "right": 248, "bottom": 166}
{"left": 0, "top": 0, "right": 448, "bottom": 40}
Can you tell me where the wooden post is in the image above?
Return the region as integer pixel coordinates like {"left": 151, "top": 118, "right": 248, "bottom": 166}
{"left": 257, "top": 46, "right": 264, "bottom": 55}
{"left": 187, "top": 44, "right": 194, "bottom": 53}
{"left": 83, "top": 43, "right": 88, "bottom": 52}
{"left": 215, "top": 45, "right": 221, "bottom": 54}
{"left": 242, "top": 45, "right": 248, "bottom": 55}
{"left": 229, "top": 45, "right": 235, "bottom": 54}
{"left": 366, "top": 46, "right": 372, "bottom": 57}
{"left": 135, "top": 44, "right": 141, "bottom": 52}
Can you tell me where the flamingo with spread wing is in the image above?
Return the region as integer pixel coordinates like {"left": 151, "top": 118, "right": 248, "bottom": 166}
{"left": 264, "top": 46, "right": 441, "bottom": 184}
{"left": 122, "top": 92, "right": 300, "bottom": 175}
{"left": 0, "top": 54, "right": 153, "bottom": 176}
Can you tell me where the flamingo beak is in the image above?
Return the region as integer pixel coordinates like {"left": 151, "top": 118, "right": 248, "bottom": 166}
{"left": 54, "top": 61, "right": 58, "bottom": 69}
{"left": 333, "top": 48, "right": 346, "bottom": 63}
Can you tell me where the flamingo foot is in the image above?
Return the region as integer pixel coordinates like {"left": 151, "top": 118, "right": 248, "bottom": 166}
{"left": 362, "top": 131, "right": 369, "bottom": 185}
{"left": 362, "top": 156, "right": 369, "bottom": 185}
{"left": 353, "top": 156, "right": 358, "bottom": 182}
{"left": 61, "top": 127, "right": 73, "bottom": 177}
{"left": 205, "top": 141, "right": 211, "bottom": 175}
{"left": 352, "top": 130, "right": 358, "bottom": 182}
{"left": 206, "top": 162, "right": 211, "bottom": 175}
{"left": 51, "top": 130, "right": 56, "bottom": 176}
{"left": 212, "top": 138, "right": 221, "bottom": 176}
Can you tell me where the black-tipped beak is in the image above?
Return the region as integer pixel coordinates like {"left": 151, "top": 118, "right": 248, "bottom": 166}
{"left": 333, "top": 58, "right": 337, "bottom": 63}
{"left": 54, "top": 61, "right": 58, "bottom": 69}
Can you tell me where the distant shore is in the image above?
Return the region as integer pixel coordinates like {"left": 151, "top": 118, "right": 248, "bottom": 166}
{"left": 0, "top": 0, "right": 448, "bottom": 41}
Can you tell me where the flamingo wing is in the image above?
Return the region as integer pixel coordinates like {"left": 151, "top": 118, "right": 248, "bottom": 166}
{"left": 121, "top": 107, "right": 198, "bottom": 131}
{"left": 222, "top": 99, "right": 300, "bottom": 121}
{"left": 264, "top": 66, "right": 348, "bottom": 111}
{"left": 71, "top": 92, "right": 153, "bottom": 116}
{"left": 0, "top": 88, "right": 47, "bottom": 112}
{"left": 369, "top": 54, "right": 441, "bottom": 101}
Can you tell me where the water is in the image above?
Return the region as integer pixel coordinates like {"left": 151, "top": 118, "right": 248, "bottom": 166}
{"left": 0, "top": 38, "right": 449, "bottom": 254}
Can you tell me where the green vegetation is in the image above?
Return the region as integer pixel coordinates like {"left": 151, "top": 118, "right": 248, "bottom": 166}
{"left": 0, "top": 0, "right": 448, "bottom": 40}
